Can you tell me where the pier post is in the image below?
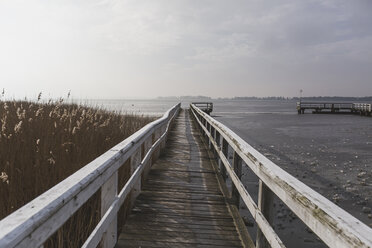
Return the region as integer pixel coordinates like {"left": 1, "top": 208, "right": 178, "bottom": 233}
{"left": 212, "top": 128, "right": 217, "bottom": 158}
{"left": 160, "top": 124, "right": 166, "bottom": 150}
{"left": 256, "top": 180, "right": 274, "bottom": 248}
{"left": 142, "top": 135, "right": 153, "bottom": 182}
{"left": 208, "top": 124, "right": 212, "bottom": 149}
{"left": 101, "top": 171, "right": 118, "bottom": 248}
{"left": 130, "top": 148, "right": 142, "bottom": 207}
{"left": 231, "top": 151, "right": 242, "bottom": 207}
{"left": 221, "top": 138, "right": 228, "bottom": 182}
{"left": 215, "top": 131, "right": 221, "bottom": 163}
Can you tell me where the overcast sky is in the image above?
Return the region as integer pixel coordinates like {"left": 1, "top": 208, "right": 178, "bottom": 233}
{"left": 1, "top": 0, "right": 372, "bottom": 99}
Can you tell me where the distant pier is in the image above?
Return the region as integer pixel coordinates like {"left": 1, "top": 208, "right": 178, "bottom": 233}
{"left": 297, "top": 102, "right": 372, "bottom": 115}
{"left": 192, "top": 102, "right": 213, "bottom": 115}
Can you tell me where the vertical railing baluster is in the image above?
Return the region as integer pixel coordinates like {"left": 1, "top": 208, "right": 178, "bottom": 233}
{"left": 160, "top": 123, "right": 166, "bottom": 150}
{"left": 256, "top": 180, "right": 274, "bottom": 248}
{"left": 101, "top": 171, "right": 118, "bottom": 248}
{"left": 215, "top": 131, "right": 221, "bottom": 163}
{"left": 231, "top": 151, "right": 242, "bottom": 207}
{"left": 208, "top": 123, "right": 212, "bottom": 149}
{"left": 143, "top": 135, "right": 153, "bottom": 182}
{"left": 211, "top": 127, "right": 216, "bottom": 157}
{"left": 221, "top": 138, "right": 228, "bottom": 182}
{"left": 130, "top": 147, "right": 142, "bottom": 207}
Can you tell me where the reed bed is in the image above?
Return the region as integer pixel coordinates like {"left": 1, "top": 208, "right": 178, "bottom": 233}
{"left": 0, "top": 99, "right": 154, "bottom": 247}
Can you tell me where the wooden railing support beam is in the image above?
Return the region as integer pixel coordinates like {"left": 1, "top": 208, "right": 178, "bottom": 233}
{"left": 130, "top": 148, "right": 142, "bottom": 207}
{"left": 256, "top": 180, "right": 274, "bottom": 248}
{"left": 101, "top": 171, "right": 118, "bottom": 248}
{"left": 232, "top": 151, "right": 242, "bottom": 207}
{"left": 220, "top": 138, "right": 228, "bottom": 182}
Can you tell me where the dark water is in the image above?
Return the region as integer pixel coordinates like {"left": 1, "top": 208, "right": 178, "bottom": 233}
{"left": 97, "top": 99, "right": 372, "bottom": 247}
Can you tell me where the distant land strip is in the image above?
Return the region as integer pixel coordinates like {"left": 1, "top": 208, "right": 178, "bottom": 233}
{"left": 157, "top": 96, "right": 372, "bottom": 101}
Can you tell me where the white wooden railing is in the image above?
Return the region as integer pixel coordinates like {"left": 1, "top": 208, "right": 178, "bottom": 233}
{"left": 190, "top": 104, "right": 372, "bottom": 248}
{"left": 0, "top": 103, "right": 181, "bottom": 248}
{"left": 353, "top": 103, "right": 372, "bottom": 113}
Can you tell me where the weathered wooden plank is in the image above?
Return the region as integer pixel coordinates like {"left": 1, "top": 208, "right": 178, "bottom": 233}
{"left": 134, "top": 202, "right": 231, "bottom": 213}
{"left": 120, "top": 228, "right": 241, "bottom": 241}
{"left": 134, "top": 198, "right": 227, "bottom": 206}
{"left": 126, "top": 212, "right": 235, "bottom": 221}
{"left": 150, "top": 168, "right": 216, "bottom": 173}
{"left": 123, "top": 220, "right": 239, "bottom": 232}
{"left": 125, "top": 214, "right": 236, "bottom": 226}
{"left": 144, "top": 180, "right": 220, "bottom": 188}
{"left": 136, "top": 193, "right": 225, "bottom": 202}
{"left": 118, "top": 233, "right": 243, "bottom": 246}
{"left": 142, "top": 183, "right": 220, "bottom": 190}
{"left": 141, "top": 186, "right": 223, "bottom": 194}
{"left": 117, "top": 239, "right": 241, "bottom": 248}
{"left": 139, "top": 191, "right": 225, "bottom": 201}
{"left": 131, "top": 207, "right": 234, "bottom": 217}
{"left": 121, "top": 224, "right": 240, "bottom": 235}
{"left": 148, "top": 171, "right": 218, "bottom": 178}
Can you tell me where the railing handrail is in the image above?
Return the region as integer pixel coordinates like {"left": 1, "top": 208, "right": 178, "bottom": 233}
{"left": 190, "top": 103, "right": 372, "bottom": 248}
{"left": 297, "top": 101, "right": 355, "bottom": 104}
{"left": 0, "top": 103, "right": 181, "bottom": 248}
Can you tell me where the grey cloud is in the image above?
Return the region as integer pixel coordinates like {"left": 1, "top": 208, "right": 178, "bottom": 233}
{"left": 0, "top": 0, "right": 371, "bottom": 98}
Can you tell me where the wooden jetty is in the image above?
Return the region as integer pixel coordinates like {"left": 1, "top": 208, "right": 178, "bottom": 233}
{"left": 116, "top": 109, "right": 248, "bottom": 247}
{"left": 192, "top": 102, "right": 213, "bottom": 115}
{"left": 297, "top": 101, "right": 372, "bottom": 115}
{"left": 0, "top": 103, "right": 371, "bottom": 248}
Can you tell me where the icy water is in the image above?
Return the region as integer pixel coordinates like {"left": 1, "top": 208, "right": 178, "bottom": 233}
{"left": 96, "top": 99, "right": 372, "bottom": 247}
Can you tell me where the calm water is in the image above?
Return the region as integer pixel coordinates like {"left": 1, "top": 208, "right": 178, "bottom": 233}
{"left": 79, "top": 99, "right": 181, "bottom": 116}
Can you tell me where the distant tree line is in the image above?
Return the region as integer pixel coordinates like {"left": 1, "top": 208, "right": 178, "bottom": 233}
{"left": 218, "top": 96, "right": 372, "bottom": 101}
{"left": 157, "top": 95, "right": 372, "bottom": 102}
{"left": 157, "top": 95, "right": 212, "bottom": 100}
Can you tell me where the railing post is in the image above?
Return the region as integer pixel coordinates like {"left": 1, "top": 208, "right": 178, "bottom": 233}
{"left": 160, "top": 123, "right": 167, "bottom": 150}
{"left": 101, "top": 171, "right": 118, "bottom": 248}
{"left": 143, "top": 135, "right": 153, "bottom": 181}
{"left": 220, "top": 138, "right": 228, "bottom": 182}
{"left": 231, "top": 151, "right": 242, "bottom": 207}
{"left": 215, "top": 130, "right": 221, "bottom": 162}
{"left": 208, "top": 124, "right": 212, "bottom": 149}
{"left": 256, "top": 179, "right": 274, "bottom": 248}
{"left": 130, "top": 147, "right": 142, "bottom": 207}
{"left": 153, "top": 128, "right": 161, "bottom": 160}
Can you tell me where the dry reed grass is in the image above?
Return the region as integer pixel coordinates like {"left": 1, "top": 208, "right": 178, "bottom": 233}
{"left": 0, "top": 99, "right": 154, "bottom": 247}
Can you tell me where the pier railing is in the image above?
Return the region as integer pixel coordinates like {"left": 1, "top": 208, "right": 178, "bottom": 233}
{"left": 192, "top": 102, "right": 213, "bottom": 114}
{"left": 190, "top": 104, "right": 372, "bottom": 248}
{"left": 0, "top": 103, "right": 181, "bottom": 248}
{"left": 297, "top": 101, "right": 372, "bottom": 115}
{"left": 353, "top": 103, "right": 372, "bottom": 113}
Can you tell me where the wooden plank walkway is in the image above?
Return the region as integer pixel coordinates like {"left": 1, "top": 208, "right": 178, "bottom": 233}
{"left": 116, "top": 109, "right": 244, "bottom": 248}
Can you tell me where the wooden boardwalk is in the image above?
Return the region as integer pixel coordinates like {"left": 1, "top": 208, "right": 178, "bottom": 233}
{"left": 116, "top": 109, "right": 244, "bottom": 248}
